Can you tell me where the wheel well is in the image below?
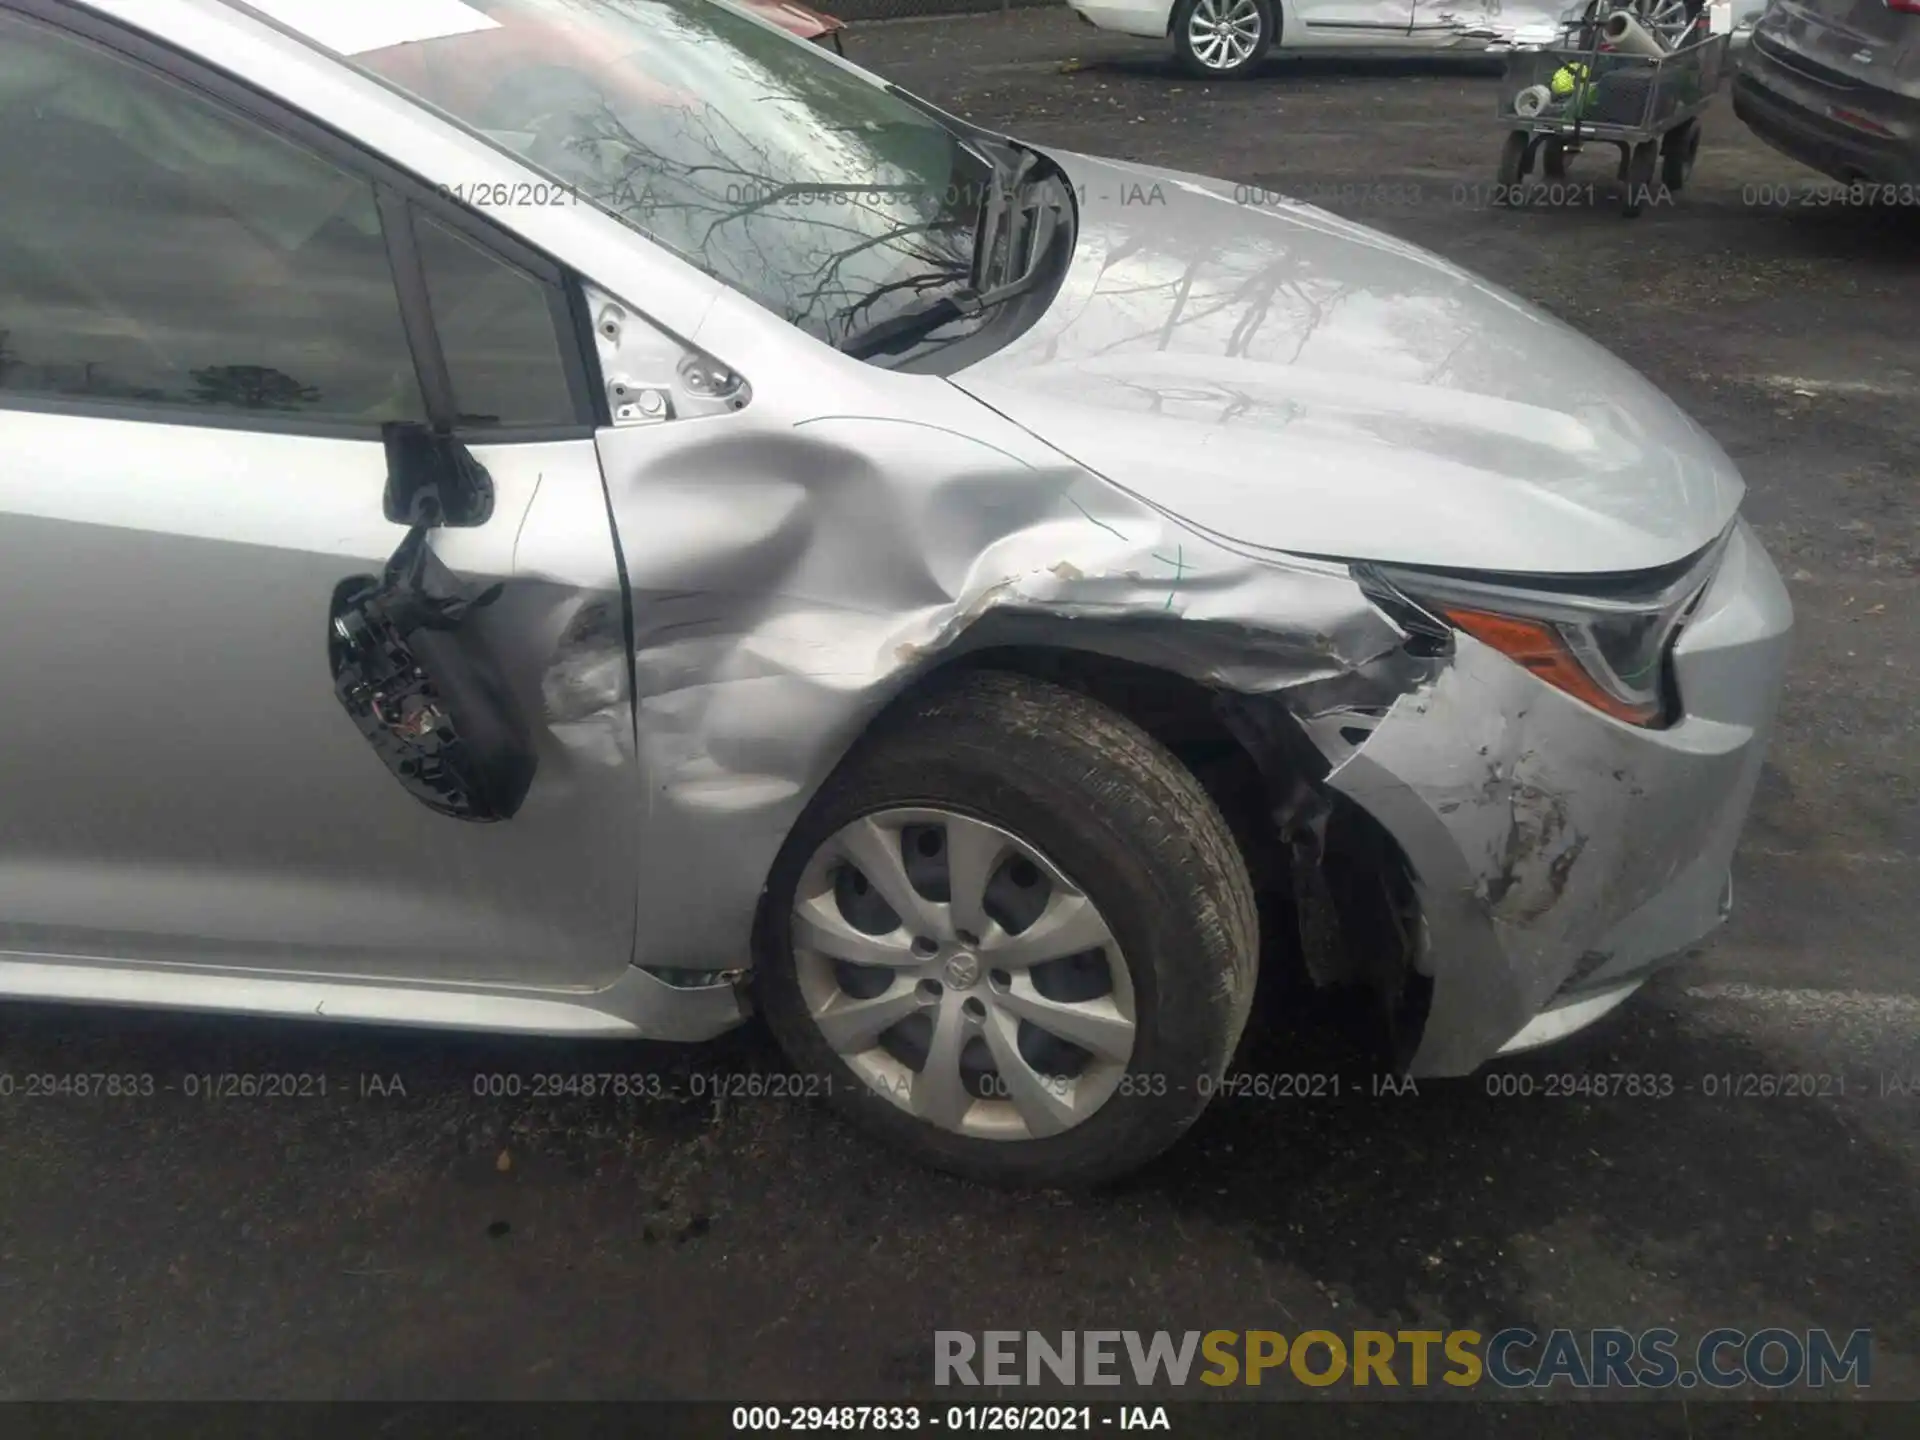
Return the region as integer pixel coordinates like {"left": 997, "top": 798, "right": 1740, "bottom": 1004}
{"left": 917, "top": 646, "right": 1296, "bottom": 980}
{"left": 945, "top": 647, "right": 1256, "bottom": 774}
{"left": 895, "top": 646, "right": 1430, "bottom": 1066}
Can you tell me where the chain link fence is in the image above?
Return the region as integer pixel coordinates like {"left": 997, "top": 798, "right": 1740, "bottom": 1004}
{"left": 831, "top": 0, "right": 1061, "bottom": 22}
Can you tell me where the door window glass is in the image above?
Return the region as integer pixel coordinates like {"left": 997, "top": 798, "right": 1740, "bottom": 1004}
{"left": 415, "top": 214, "right": 578, "bottom": 429}
{"left": 0, "top": 13, "right": 424, "bottom": 424}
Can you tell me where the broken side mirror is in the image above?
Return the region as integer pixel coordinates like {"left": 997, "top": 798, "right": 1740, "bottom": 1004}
{"left": 327, "top": 433, "right": 537, "bottom": 822}
{"left": 382, "top": 421, "right": 495, "bottom": 528}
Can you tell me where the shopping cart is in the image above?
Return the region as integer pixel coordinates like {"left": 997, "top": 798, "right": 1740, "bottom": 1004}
{"left": 1493, "top": 11, "right": 1732, "bottom": 217}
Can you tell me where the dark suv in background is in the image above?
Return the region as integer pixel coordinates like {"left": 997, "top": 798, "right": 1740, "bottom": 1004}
{"left": 1734, "top": 0, "right": 1920, "bottom": 185}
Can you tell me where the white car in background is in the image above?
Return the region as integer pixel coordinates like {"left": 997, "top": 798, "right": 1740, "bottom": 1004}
{"left": 1067, "top": 0, "right": 1765, "bottom": 79}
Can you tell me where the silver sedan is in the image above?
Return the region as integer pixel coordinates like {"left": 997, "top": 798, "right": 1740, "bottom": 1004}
{"left": 0, "top": 0, "right": 1789, "bottom": 1186}
{"left": 1066, "top": 0, "right": 1754, "bottom": 80}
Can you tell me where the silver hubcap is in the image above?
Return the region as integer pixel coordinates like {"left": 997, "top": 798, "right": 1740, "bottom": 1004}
{"left": 1187, "top": 0, "right": 1263, "bottom": 70}
{"left": 791, "top": 807, "right": 1137, "bottom": 1141}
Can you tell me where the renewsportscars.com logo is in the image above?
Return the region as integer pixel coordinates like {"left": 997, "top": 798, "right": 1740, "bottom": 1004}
{"left": 934, "top": 1328, "right": 1873, "bottom": 1390}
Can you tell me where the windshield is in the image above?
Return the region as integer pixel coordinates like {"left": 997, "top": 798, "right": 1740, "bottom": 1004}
{"left": 235, "top": 0, "right": 993, "bottom": 348}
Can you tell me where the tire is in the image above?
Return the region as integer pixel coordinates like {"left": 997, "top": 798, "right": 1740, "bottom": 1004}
{"left": 1590, "top": 71, "right": 1654, "bottom": 127}
{"left": 758, "top": 669, "right": 1259, "bottom": 1189}
{"left": 1496, "top": 130, "right": 1531, "bottom": 205}
{"left": 1662, "top": 118, "right": 1700, "bottom": 192}
{"left": 1541, "top": 139, "right": 1569, "bottom": 180}
{"left": 1171, "top": 0, "right": 1275, "bottom": 81}
{"left": 1622, "top": 139, "right": 1658, "bottom": 217}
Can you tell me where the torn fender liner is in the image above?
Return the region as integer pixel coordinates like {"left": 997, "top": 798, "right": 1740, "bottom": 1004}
{"left": 329, "top": 525, "right": 537, "bottom": 822}
{"left": 1326, "top": 634, "right": 1760, "bottom": 1075}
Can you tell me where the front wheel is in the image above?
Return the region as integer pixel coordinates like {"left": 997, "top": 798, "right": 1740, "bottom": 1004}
{"left": 758, "top": 669, "right": 1259, "bottom": 1188}
{"left": 1172, "top": 0, "right": 1275, "bottom": 80}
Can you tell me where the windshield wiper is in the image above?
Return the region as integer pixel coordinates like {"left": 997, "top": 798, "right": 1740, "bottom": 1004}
{"left": 837, "top": 269, "right": 1045, "bottom": 361}
{"left": 838, "top": 149, "right": 1051, "bottom": 362}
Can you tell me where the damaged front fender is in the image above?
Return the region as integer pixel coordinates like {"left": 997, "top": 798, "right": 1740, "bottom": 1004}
{"left": 591, "top": 285, "right": 1436, "bottom": 975}
{"left": 597, "top": 410, "right": 1419, "bottom": 970}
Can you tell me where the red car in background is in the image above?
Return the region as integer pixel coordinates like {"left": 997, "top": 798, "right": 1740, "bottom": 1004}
{"left": 354, "top": 0, "right": 850, "bottom": 141}
{"left": 743, "top": 0, "right": 846, "bottom": 51}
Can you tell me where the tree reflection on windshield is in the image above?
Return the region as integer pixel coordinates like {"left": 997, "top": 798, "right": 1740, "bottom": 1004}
{"left": 354, "top": 0, "right": 989, "bottom": 347}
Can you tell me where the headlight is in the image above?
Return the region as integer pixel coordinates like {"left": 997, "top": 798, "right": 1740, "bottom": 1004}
{"left": 1352, "top": 532, "right": 1731, "bottom": 728}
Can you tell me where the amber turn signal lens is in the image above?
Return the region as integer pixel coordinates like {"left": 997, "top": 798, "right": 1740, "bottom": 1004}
{"left": 1441, "top": 606, "right": 1661, "bottom": 727}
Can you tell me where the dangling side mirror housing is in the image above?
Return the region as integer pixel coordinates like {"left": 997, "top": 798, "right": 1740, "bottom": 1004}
{"left": 328, "top": 426, "right": 536, "bottom": 822}
{"left": 381, "top": 421, "right": 495, "bottom": 528}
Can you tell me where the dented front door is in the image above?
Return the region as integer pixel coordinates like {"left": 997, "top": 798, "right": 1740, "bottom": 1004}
{"left": 0, "top": 8, "right": 639, "bottom": 991}
{"left": 0, "top": 426, "right": 640, "bottom": 990}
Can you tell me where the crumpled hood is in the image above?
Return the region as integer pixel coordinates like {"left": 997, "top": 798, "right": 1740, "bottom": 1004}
{"left": 949, "top": 152, "right": 1744, "bottom": 574}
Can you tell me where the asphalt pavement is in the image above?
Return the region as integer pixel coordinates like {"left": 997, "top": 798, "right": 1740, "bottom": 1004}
{"left": 2, "top": 8, "right": 1916, "bottom": 1416}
